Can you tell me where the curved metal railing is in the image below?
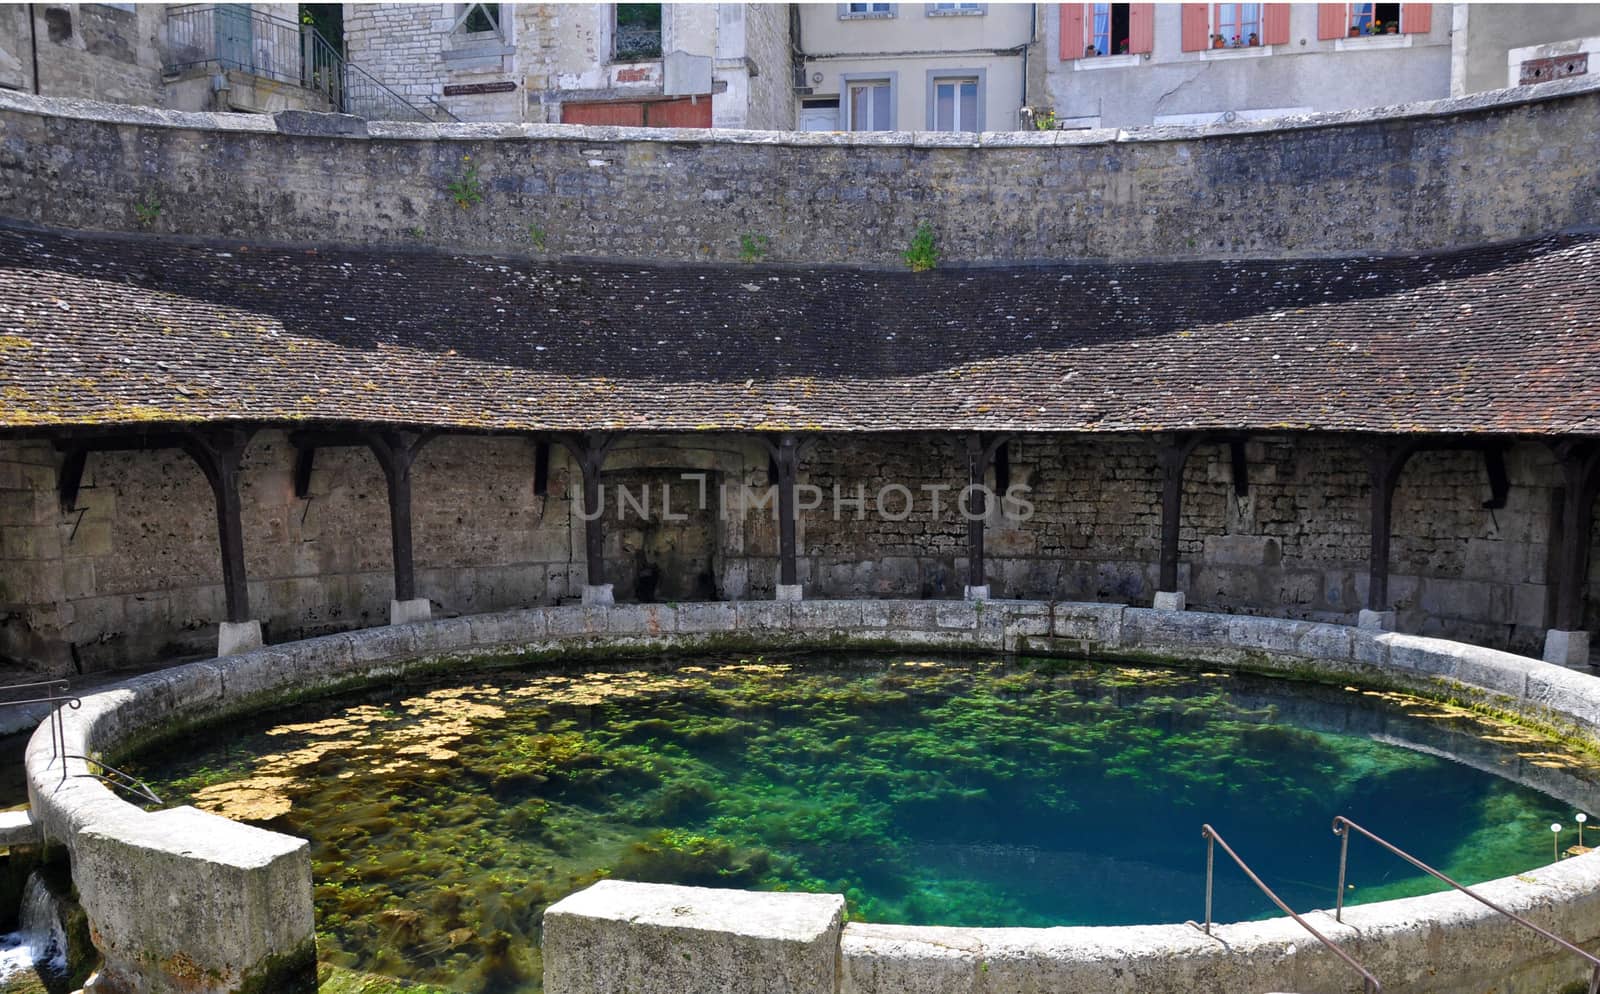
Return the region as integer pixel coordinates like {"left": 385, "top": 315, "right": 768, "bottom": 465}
{"left": 1190, "top": 823, "right": 1382, "bottom": 994}
{"left": 1333, "top": 815, "right": 1600, "bottom": 994}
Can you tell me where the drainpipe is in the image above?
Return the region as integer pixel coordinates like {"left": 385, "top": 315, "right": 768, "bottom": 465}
{"left": 1020, "top": 2, "right": 1036, "bottom": 121}
{"left": 27, "top": 3, "right": 41, "bottom": 95}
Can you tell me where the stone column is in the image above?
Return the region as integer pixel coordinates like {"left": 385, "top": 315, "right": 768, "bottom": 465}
{"left": 1546, "top": 442, "right": 1599, "bottom": 666}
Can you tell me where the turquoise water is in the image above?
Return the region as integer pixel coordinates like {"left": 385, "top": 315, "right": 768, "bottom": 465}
{"left": 127, "top": 655, "right": 1599, "bottom": 994}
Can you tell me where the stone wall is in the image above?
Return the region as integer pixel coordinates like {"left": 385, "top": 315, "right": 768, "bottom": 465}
{"left": 0, "top": 5, "right": 165, "bottom": 106}
{"left": 2, "top": 431, "right": 1594, "bottom": 673}
{"left": 2, "top": 78, "right": 1598, "bottom": 266}
{"left": 742, "top": 2, "right": 795, "bottom": 131}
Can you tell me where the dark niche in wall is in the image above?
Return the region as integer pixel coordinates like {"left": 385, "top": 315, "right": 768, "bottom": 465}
{"left": 44, "top": 7, "right": 72, "bottom": 44}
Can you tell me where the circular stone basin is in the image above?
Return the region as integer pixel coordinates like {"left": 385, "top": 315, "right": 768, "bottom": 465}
{"left": 127, "top": 654, "right": 1600, "bottom": 994}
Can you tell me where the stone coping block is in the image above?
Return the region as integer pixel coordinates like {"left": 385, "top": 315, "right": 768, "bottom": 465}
{"left": 75, "top": 806, "right": 314, "bottom": 994}
{"left": 8, "top": 75, "right": 1600, "bottom": 147}
{"left": 21, "top": 597, "right": 1600, "bottom": 994}
{"left": 543, "top": 880, "right": 844, "bottom": 994}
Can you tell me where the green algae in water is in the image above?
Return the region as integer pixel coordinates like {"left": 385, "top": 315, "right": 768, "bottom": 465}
{"left": 128, "top": 655, "right": 1600, "bottom": 994}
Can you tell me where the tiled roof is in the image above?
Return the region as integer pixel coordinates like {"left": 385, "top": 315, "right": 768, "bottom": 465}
{"left": 1, "top": 223, "right": 1597, "bottom": 436}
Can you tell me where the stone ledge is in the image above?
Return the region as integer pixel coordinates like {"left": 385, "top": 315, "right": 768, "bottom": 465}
{"left": 5, "top": 74, "right": 1599, "bottom": 147}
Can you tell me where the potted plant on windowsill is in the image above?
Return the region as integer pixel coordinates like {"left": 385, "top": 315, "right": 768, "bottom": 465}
{"left": 1348, "top": 25, "right": 1361, "bottom": 37}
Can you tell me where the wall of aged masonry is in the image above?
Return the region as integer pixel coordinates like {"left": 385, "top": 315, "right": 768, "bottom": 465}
{"left": 1, "top": 432, "right": 1594, "bottom": 672}
{"left": 2, "top": 79, "right": 1598, "bottom": 265}
{"left": 0, "top": 5, "right": 166, "bottom": 105}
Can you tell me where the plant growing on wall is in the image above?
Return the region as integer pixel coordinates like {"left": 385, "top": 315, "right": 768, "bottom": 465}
{"left": 133, "top": 198, "right": 161, "bottom": 228}
{"left": 738, "top": 234, "right": 770, "bottom": 262}
{"left": 528, "top": 224, "right": 548, "bottom": 249}
{"left": 1032, "top": 109, "right": 1057, "bottom": 132}
{"left": 447, "top": 155, "right": 484, "bottom": 209}
{"left": 903, "top": 223, "right": 940, "bottom": 273}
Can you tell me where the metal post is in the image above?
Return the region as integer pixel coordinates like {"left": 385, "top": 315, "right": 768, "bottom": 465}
{"left": 1336, "top": 822, "right": 1350, "bottom": 922}
{"left": 1203, "top": 832, "right": 1214, "bottom": 935}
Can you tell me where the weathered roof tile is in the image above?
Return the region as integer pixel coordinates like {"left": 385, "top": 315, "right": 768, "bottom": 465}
{"left": 0, "top": 224, "right": 1597, "bottom": 435}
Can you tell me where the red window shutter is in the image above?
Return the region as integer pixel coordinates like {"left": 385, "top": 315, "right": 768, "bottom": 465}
{"left": 1127, "top": 4, "right": 1155, "bottom": 53}
{"left": 1262, "top": 3, "right": 1290, "bottom": 44}
{"left": 1180, "top": 3, "right": 1210, "bottom": 51}
{"left": 1061, "top": 3, "right": 1086, "bottom": 58}
{"left": 1400, "top": 3, "right": 1431, "bottom": 34}
{"left": 1317, "top": 3, "right": 1347, "bottom": 39}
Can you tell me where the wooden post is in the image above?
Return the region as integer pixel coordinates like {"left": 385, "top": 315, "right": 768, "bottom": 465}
{"left": 1157, "top": 435, "right": 1200, "bottom": 593}
{"left": 772, "top": 434, "right": 800, "bottom": 587}
{"left": 1551, "top": 443, "right": 1600, "bottom": 632}
{"left": 967, "top": 433, "right": 988, "bottom": 590}
{"left": 557, "top": 433, "right": 615, "bottom": 588}
{"left": 1364, "top": 441, "right": 1414, "bottom": 613}
{"left": 179, "top": 429, "right": 255, "bottom": 624}
{"left": 365, "top": 432, "right": 434, "bottom": 604}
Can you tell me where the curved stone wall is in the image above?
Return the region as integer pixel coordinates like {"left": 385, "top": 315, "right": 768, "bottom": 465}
{"left": 2, "top": 77, "right": 1599, "bottom": 267}
{"left": 25, "top": 599, "right": 1600, "bottom": 993}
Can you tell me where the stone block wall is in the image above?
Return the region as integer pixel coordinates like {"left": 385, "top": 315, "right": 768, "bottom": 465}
{"left": 3, "top": 78, "right": 1598, "bottom": 266}
{"left": 2, "top": 431, "right": 1594, "bottom": 672}
{"left": 0, "top": 5, "right": 165, "bottom": 106}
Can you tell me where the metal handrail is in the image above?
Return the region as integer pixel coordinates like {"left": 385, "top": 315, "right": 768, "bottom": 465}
{"left": 65, "top": 754, "right": 162, "bottom": 807}
{"left": 164, "top": 6, "right": 457, "bottom": 123}
{"left": 0, "top": 679, "right": 82, "bottom": 783}
{"left": 1333, "top": 815, "right": 1600, "bottom": 994}
{"left": 1190, "top": 823, "right": 1382, "bottom": 994}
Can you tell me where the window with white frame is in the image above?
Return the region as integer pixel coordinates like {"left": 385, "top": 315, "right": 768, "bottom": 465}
{"left": 844, "top": 77, "right": 894, "bottom": 131}
{"left": 928, "top": 1, "right": 984, "bottom": 13}
{"left": 1214, "top": 3, "right": 1261, "bottom": 47}
{"left": 930, "top": 75, "right": 981, "bottom": 132}
{"left": 840, "top": 2, "right": 894, "bottom": 17}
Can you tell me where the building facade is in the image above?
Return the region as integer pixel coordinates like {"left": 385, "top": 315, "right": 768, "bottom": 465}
{"left": 792, "top": 2, "right": 1039, "bottom": 133}
{"left": 342, "top": 3, "right": 796, "bottom": 128}
{"left": 1040, "top": 2, "right": 1600, "bottom": 130}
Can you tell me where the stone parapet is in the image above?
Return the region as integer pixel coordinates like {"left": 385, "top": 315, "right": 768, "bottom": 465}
{"left": 23, "top": 599, "right": 1600, "bottom": 993}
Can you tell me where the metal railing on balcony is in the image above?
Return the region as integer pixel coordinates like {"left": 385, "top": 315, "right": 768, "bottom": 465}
{"left": 163, "top": 5, "right": 457, "bottom": 123}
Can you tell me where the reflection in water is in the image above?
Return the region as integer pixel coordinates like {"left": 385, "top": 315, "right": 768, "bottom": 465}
{"left": 128, "top": 655, "right": 1600, "bottom": 994}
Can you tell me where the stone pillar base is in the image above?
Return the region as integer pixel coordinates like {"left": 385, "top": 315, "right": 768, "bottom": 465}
{"left": 1357, "top": 608, "right": 1396, "bottom": 631}
{"left": 217, "top": 620, "right": 263, "bottom": 658}
{"left": 964, "top": 585, "right": 991, "bottom": 601}
{"left": 1545, "top": 629, "right": 1592, "bottom": 668}
{"left": 775, "top": 584, "right": 803, "bottom": 602}
{"left": 1153, "top": 591, "right": 1186, "bottom": 612}
{"left": 389, "top": 597, "right": 431, "bottom": 626}
{"left": 581, "top": 584, "right": 615, "bottom": 607}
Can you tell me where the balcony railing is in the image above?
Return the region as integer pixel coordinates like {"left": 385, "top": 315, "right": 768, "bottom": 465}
{"left": 164, "top": 5, "right": 457, "bottom": 123}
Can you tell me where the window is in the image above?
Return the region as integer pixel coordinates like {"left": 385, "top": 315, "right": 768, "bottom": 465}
{"left": 452, "top": 3, "right": 501, "bottom": 37}
{"left": 1348, "top": 2, "right": 1400, "bottom": 35}
{"left": 843, "top": 75, "right": 894, "bottom": 131}
{"left": 1065, "top": 3, "right": 1153, "bottom": 59}
{"left": 927, "top": 71, "right": 985, "bottom": 132}
{"left": 1317, "top": 3, "right": 1428, "bottom": 41}
{"left": 1087, "top": 3, "right": 1130, "bottom": 56}
{"left": 1214, "top": 3, "right": 1261, "bottom": 47}
{"left": 614, "top": 4, "right": 662, "bottom": 61}
{"left": 838, "top": 3, "right": 895, "bottom": 19}
{"left": 927, "top": 1, "right": 985, "bottom": 14}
